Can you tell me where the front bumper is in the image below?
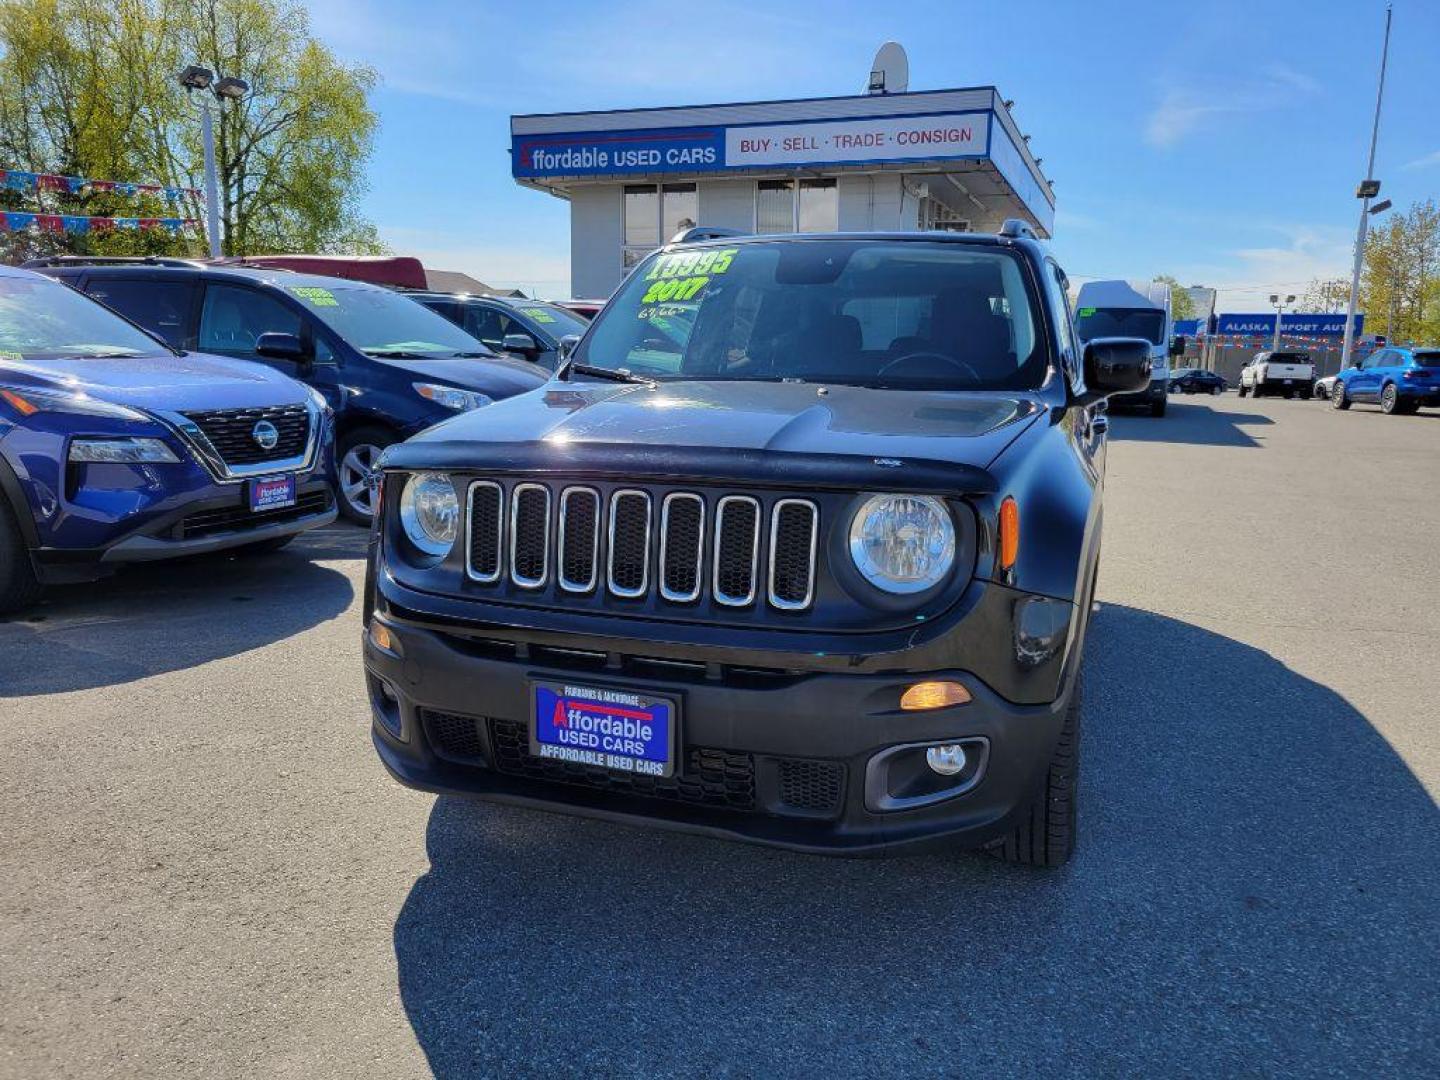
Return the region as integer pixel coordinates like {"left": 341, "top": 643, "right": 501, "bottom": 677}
{"left": 363, "top": 613, "right": 1072, "bottom": 855}
{"left": 1113, "top": 378, "right": 1167, "bottom": 406}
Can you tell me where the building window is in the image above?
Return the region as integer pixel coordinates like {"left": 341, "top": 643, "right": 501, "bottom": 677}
{"left": 919, "top": 195, "right": 970, "bottom": 233}
{"left": 623, "top": 183, "right": 698, "bottom": 272}
{"left": 755, "top": 178, "right": 839, "bottom": 233}
{"left": 756, "top": 180, "right": 794, "bottom": 234}
{"left": 797, "top": 178, "right": 838, "bottom": 232}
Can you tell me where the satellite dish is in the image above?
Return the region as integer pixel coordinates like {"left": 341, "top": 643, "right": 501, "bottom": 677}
{"left": 867, "top": 41, "right": 909, "bottom": 95}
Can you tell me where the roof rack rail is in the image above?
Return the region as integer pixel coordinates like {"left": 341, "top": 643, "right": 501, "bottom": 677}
{"left": 999, "top": 218, "right": 1039, "bottom": 241}
{"left": 669, "top": 225, "right": 749, "bottom": 245}
{"left": 19, "top": 255, "right": 207, "bottom": 270}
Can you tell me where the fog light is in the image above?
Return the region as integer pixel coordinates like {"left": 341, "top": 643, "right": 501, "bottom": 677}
{"left": 900, "top": 680, "right": 971, "bottom": 711}
{"left": 926, "top": 744, "right": 968, "bottom": 776}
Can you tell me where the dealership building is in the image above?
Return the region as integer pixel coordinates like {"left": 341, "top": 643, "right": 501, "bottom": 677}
{"left": 510, "top": 86, "right": 1055, "bottom": 298}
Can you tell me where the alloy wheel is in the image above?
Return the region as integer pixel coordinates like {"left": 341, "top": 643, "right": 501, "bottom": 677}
{"left": 339, "top": 443, "right": 383, "bottom": 517}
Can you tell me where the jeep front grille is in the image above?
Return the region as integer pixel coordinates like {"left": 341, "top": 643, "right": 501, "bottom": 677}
{"left": 464, "top": 481, "right": 818, "bottom": 612}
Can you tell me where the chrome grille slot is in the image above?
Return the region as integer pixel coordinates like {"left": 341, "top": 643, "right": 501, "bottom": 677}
{"left": 558, "top": 487, "right": 600, "bottom": 593}
{"left": 713, "top": 495, "right": 760, "bottom": 606}
{"left": 509, "top": 483, "right": 550, "bottom": 588}
{"left": 607, "top": 490, "right": 651, "bottom": 597}
{"left": 466, "top": 481, "right": 503, "bottom": 582}
{"left": 768, "top": 499, "right": 818, "bottom": 610}
{"left": 659, "top": 493, "right": 705, "bottom": 602}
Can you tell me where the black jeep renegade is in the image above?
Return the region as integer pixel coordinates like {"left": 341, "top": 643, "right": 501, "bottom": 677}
{"left": 362, "top": 226, "right": 1149, "bottom": 865}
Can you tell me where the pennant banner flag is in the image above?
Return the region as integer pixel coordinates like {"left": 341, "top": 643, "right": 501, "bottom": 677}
{"left": 0, "top": 211, "right": 198, "bottom": 234}
{"left": 0, "top": 168, "right": 199, "bottom": 201}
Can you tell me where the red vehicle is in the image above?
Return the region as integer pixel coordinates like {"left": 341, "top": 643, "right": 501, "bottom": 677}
{"left": 224, "top": 255, "right": 428, "bottom": 290}
{"left": 551, "top": 298, "right": 605, "bottom": 320}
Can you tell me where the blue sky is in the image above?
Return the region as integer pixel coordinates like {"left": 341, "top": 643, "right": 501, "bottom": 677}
{"left": 304, "top": 0, "right": 1438, "bottom": 310}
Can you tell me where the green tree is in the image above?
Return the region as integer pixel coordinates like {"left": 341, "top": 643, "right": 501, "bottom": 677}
{"left": 0, "top": 0, "right": 381, "bottom": 261}
{"left": 1300, "top": 276, "right": 1351, "bottom": 313}
{"left": 1154, "top": 275, "right": 1196, "bottom": 321}
{"left": 1361, "top": 199, "right": 1440, "bottom": 344}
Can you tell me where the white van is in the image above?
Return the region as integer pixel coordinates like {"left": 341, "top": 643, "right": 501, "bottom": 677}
{"left": 1074, "top": 279, "right": 1174, "bottom": 417}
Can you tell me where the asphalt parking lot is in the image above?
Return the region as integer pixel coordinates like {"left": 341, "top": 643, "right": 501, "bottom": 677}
{"left": 1, "top": 393, "right": 1436, "bottom": 1079}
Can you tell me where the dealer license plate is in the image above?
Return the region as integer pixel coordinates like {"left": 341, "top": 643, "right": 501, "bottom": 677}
{"left": 249, "top": 474, "right": 297, "bottom": 512}
{"left": 531, "top": 681, "right": 676, "bottom": 778}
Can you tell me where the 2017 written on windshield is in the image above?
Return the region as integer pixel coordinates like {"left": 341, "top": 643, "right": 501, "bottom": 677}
{"left": 638, "top": 247, "right": 737, "bottom": 305}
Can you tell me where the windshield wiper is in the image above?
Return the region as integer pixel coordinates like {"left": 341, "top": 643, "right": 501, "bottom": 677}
{"left": 450, "top": 351, "right": 497, "bottom": 359}
{"left": 364, "top": 349, "right": 437, "bottom": 360}
{"left": 563, "top": 363, "right": 657, "bottom": 388}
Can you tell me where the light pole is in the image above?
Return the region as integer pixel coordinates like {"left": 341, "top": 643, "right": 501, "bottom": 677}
{"left": 1270, "top": 293, "right": 1296, "bottom": 351}
{"left": 178, "top": 66, "right": 249, "bottom": 258}
{"left": 1339, "top": 4, "right": 1393, "bottom": 370}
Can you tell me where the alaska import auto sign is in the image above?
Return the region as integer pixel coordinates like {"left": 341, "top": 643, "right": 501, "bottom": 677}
{"left": 511, "top": 110, "right": 989, "bottom": 178}
{"left": 1215, "top": 313, "right": 1364, "bottom": 336}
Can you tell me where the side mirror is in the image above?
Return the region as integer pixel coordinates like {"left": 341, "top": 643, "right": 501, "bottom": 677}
{"left": 502, "top": 332, "right": 539, "bottom": 357}
{"left": 1078, "top": 337, "right": 1152, "bottom": 404}
{"left": 255, "top": 331, "right": 308, "bottom": 363}
{"left": 558, "top": 334, "right": 581, "bottom": 362}
{"left": 1169, "top": 335, "right": 1187, "bottom": 357}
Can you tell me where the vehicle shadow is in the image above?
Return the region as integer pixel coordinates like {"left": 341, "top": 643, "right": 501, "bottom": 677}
{"left": 1108, "top": 398, "right": 1275, "bottom": 447}
{"left": 391, "top": 605, "right": 1438, "bottom": 1077}
{"left": 0, "top": 525, "right": 359, "bottom": 697}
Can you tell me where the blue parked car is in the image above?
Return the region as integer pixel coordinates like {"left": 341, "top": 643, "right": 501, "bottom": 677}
{"left": 0, "top": 265, "right": 336, "bottom": 613}
{"left": 29, "top": 258, "right": 548, "bottom": 520}
{"left": 1332, "top": 345, "right": 1440, "bottom": 414}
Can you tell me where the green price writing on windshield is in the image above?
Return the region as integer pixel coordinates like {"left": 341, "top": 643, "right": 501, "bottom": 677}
{"left": 518, "top": 307, "right": 556, "bottom": 323}
{"left": 290, "top": 286, "right": 338, "bottom": 307}
{"left": 1078, "top": 306, "right": 1096, "bottom": 317}
{"left": 642, "top": 247, "right": 737, "bottom": 282}
{"left": 641, "top": 276, "right": 709, "bottom": 305}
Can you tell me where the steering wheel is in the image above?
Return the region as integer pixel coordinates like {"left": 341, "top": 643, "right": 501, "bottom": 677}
{"left": 878, "top": 350, "right": 983, "bottom": 383}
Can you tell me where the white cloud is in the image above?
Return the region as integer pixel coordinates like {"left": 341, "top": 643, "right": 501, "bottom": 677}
{"left": 1172, "top": 222, "right": 1354, "bottom": 309}
{"left": 1145, "top": 66, "right": 1324, "bottom": 149}
{"left": 1402, "top": 149, "right": 1440, "bottom": 171}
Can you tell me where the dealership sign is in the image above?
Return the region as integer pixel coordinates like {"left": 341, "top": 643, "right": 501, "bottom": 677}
{"left": 512, "top": 111, "right": 989, "bottom": 178}
{"left": 1215, "top": 313, "right": 1363, "bottom": 337}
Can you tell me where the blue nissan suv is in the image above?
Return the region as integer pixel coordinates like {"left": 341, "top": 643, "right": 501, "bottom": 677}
{"left": 1331, "top": 345, "right": 1440, "bottom": 414}
{"left": 30, "top": 259, "right": 548, "bottom": 520}
{"left": 0, "top": 265, "right": 336, "bottom": 613}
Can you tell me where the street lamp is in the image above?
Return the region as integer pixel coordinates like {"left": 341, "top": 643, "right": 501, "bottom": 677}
{"left": 1340, "top": 5, "right": 1394, "bottom": 370}
{"left": 178, "top": 66, "right": 249, "bottom": 258}
{"left": 1270, "top": 294, "right": 1296, "bottom": 351}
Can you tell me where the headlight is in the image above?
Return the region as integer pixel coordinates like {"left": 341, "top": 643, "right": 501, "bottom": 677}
{"left": 413, "top": 382, "right": 491, "bottom": 412}
{"left": 399, "top": 472, "right": 459, "bottom": 556}
{"left": 848, "top": 494, "right": 956, "bottom": 594}
{"left": 1, "top": 386, "right": 145, "bottom": 420}
{"left": 69, "top": 437, "right": 179, "bottom": 463}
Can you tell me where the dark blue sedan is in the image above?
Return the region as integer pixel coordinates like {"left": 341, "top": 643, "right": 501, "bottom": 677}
{"left": 0, "top": 265, "right": 335, "bottom": 612}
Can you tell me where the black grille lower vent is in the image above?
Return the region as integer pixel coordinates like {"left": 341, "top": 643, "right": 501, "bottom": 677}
{"left": 177, "top": 489, "right": 330, "bottom": 540}
{"left": 181, "top": 405, "right": 309, "bottom": 467}
{"left": 489, "top": 718, "right": 755, "bottom": 811}
{"left": 425, "top": 711, "right": 486, "bottom": 763}
{"left": 777, "top": 758, "right": 845, "bottom": 816}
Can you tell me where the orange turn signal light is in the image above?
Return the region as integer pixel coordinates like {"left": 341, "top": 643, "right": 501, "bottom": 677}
{"left": 999, "top": 497, "right": 1019, "bottom": 572}
{"left": 900, "top": 680, "right": 972, "bottom": 711}
{"left": 368, "top": 621, "right": 395, "bottom": 652}
{"left": 0, "top": 389, "right": 38, "bottom": 416}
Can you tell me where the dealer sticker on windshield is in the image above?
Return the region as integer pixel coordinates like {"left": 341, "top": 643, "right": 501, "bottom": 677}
{"left": 530, "top": 681, "right": 676, "bottom": 778}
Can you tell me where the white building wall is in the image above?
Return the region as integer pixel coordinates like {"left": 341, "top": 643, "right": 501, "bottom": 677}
{"left": 837, "top": 174, "right": 914, "bottom": 231}
{"left": 569, "top": 185, "right": 622, "bottom": 298}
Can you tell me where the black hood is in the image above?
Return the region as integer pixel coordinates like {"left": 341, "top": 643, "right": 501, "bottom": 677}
{"left": 385, "top": 379, "right": 1043, "bottom": 493}
{"left": 369, "top": 353, "right": 547, "bottom": 399}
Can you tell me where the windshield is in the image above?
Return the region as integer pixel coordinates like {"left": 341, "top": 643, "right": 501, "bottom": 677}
{"left": 1075, "top": 306, "right": 1165, "bottom": 346}
{"left": 0, "top": 275, "right": 165, "bottom": 361}
{"left": 576, "top": 240, "right": 1046, "bottom": 391}
{"left": 510, "top": 303, "right": 589, "bottom": 342}
{"left": 287, "top": 283, "right": 494, "bottom": 356}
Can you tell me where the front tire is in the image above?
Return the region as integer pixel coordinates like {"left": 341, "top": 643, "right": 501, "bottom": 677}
{"left": 995, "top": 675, "right": 1081, "bottom": 868}
{"left": 1332, "top": 382, "right": 1351, "bottom": 410}
{"left": 336, "top": 426, "right": 396, "bottom": 522}
{"left": 0, "top": 497, "right": 42, "bottom": 615}
{"left": 1150, "top": 395, "right": 1167, "bottom": 417}
{"left": 1238, "top": 383, "right": 1249, "bottom": 398}
{"left": 1212, "top": 385, "right": 1222, "bottom": 395}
